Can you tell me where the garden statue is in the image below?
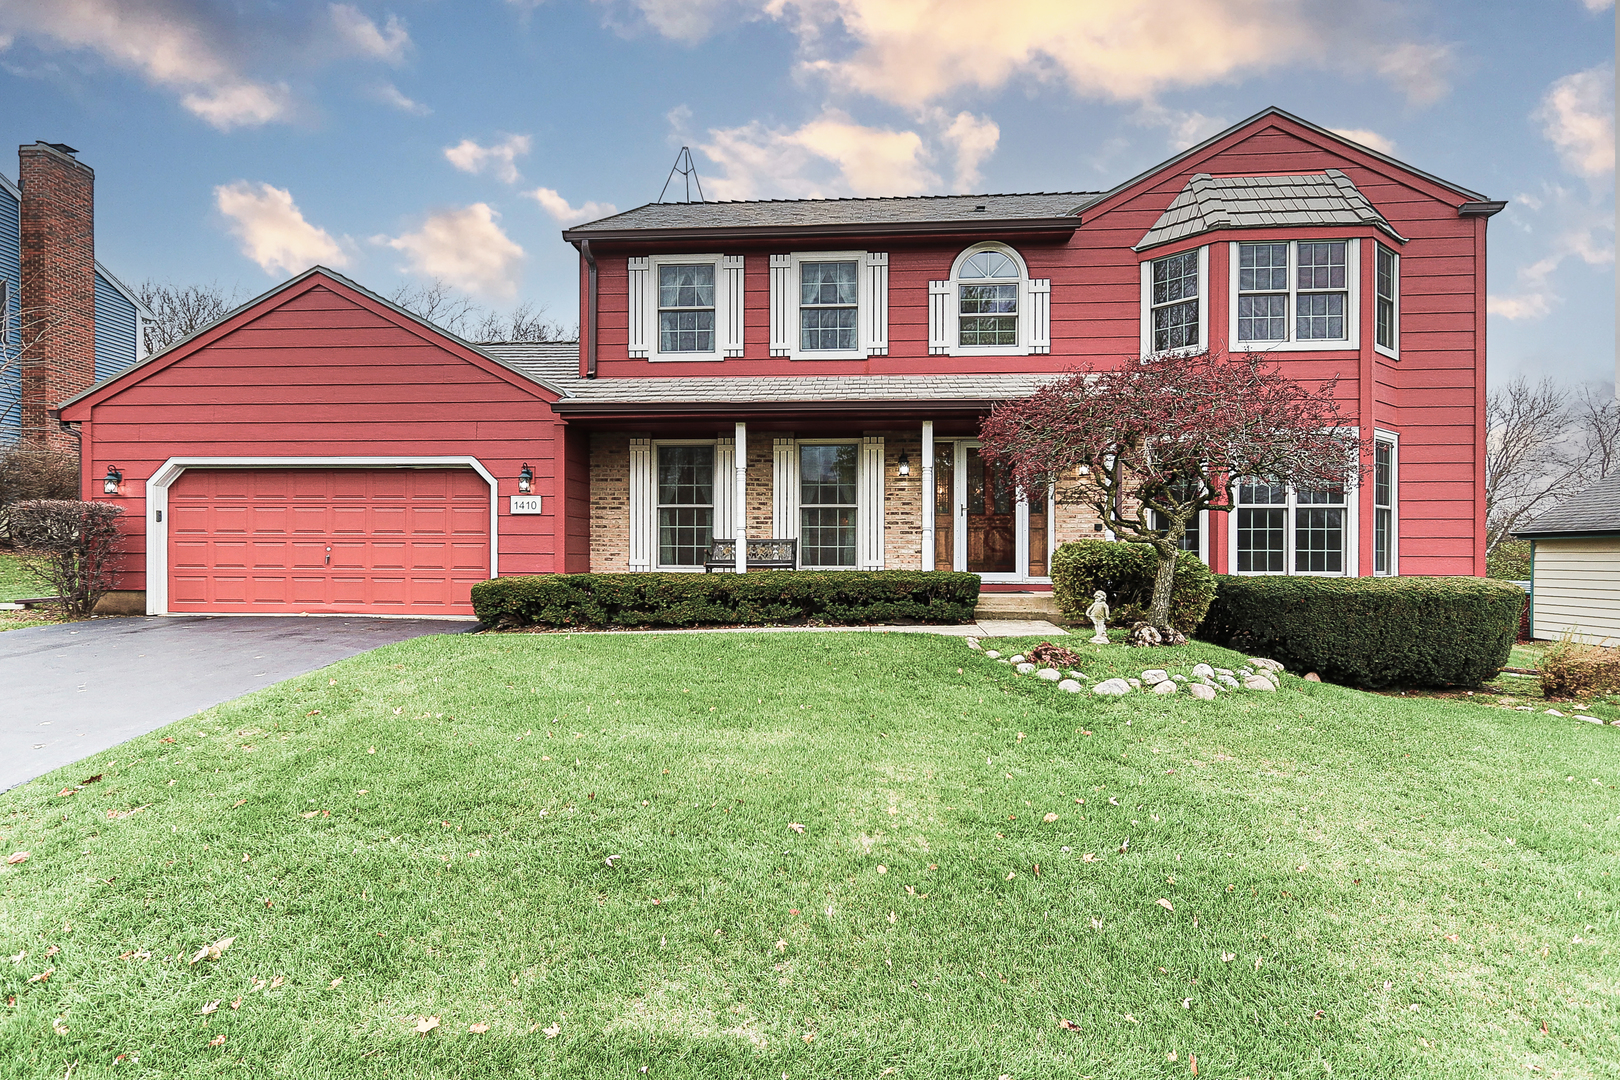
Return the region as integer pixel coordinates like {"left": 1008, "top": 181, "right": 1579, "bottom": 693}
{"left": 1086, "top": 590, "right": 1110, "bottom": 644}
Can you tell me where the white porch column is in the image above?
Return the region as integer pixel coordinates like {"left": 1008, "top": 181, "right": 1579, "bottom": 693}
{"left": 921, "top": 421, "right": 935, "bottom": 571}
{"left": 734, "top": 421, "right": 748, "bottom": 574}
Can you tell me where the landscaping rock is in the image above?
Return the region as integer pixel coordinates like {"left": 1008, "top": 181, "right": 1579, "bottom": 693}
{"left": 1192, "top": 663, "right": 1215, "bottom": 678}
{"left": 1127, "top": 623, "right": 1163, "bottom": 648}
{"left": 1009, "top": 655, "right": 1026, "bottom": 664}
{"left": 1188, "top": 683, "right": 1217, "bottom": 701}
{"left": 1576, "top": 715, "right": 1603, "bottom": 724}
{"left": 1016, "top": 663, "right": 1036, "bottom": 675}
{"left": 997, "top": 658, "right": 1010, "bottom": 664}
{"left": 1250, "top": 657, "right": 1285, "bottom": 673}
{"left": 1141, "top": 669, "right": 1170, "bottom": 685}
{"left": 1214, "top": 668, "right": 1234, "bottom": 677}
{"left": 966, "top": 638, "right": 982, "bottom": 650}
{"left": 1304, "top": 673, "right": 1321, "bottom": 682}
{"left": 1152, "top": 679, "right": 1178, "bottom": 695}
{"left": 1128, "top": 678, "right": 1142, "bottom": 689}
{"left": 1037, "top": 668, "right": 1061, "bottom": 681}
{"left": 1058, "top": 679, "right": 1083, "bottom": 693}
{"left": 1093, "top": 678, "right": 1132, "bottom": 696}
{"left": 1243, "top": 675, "right": 1278, "bottom": 691}
{"left": 1172, "top": 674, "right": 1187, "bottom": 682}
{"left": 1216, "top": 674, "right": 1240, "bottom": 689}
{"left": 1066, "top": 670, "right": 1085, "bottom": 680}
{"left": 984, "top": 650, "right": 1001, "bottom": 659}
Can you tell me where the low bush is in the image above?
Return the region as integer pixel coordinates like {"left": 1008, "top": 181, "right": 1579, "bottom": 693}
{"left": 9, "top": 499, "right": 123, "bottom": 615}
{"left": 1201, "top": 575, "right": 1522, "bottom": 687}
{"left": 1540, "top": 641, "right": 1620, "bottom": 699}
{"left": 1050, "top": 539, "right": 1216, "bottom": 632}
{"left": 0, "top": 446, "right": 79, "bottom": 512}
{"left": 471, "top": 570, "right": 981, "bottom": 629}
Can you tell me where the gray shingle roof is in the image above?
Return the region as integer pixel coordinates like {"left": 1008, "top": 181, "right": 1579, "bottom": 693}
{"left": 565, "top": 193, "right": 1095, "bottom": 234}
{"left": 1136, "top": 170, "right": 1404, "bottom": 251}
{"left": 1515, "top": 473, "right": 1620, "bottom": 537}
{"left": 476, "top": 341, "right": 1056, "bottom": 409}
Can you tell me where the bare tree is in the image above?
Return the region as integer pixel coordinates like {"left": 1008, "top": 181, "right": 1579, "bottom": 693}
{"left": 2, "top": 279, "right": 75, "bottom": 442}
{"left": 1486, "top": 377, "right": 1620, "bottom": 554}
{"left": 136, "top": 280, "right": 238, "bottom": 355}
{"left": 388, "top": 279, "right": 570, "bottom": 343}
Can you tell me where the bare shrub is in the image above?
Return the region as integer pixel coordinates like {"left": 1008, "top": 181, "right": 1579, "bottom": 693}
{"left": 0, "top": 445, "right": 80, "bottom": 506}
{"left": 9, "top": 500, "right": 123, "bottom": 615}
{"left": 1540, "top": 641, "right": 1620, "bottom": 699}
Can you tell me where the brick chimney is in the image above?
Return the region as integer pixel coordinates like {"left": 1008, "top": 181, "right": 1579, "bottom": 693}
{"left": 18, "top": 141, "right": 95, "bottom": 453}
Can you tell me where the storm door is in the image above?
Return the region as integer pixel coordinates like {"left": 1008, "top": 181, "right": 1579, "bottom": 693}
{"left": 946, "top": 443, "right": 1050, "bottom": 581}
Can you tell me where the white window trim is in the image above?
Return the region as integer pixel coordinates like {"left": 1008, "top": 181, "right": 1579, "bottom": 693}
{"left": 1227, "top": 478, "right": 1358, "bottom": 578}
{"left": 1227, "top": 239, "right": 1361, "bottom": 353}
{"left": 1373, "top": 242, "right": 1399, "bottom": 360}
{"left": 784, "top": 438, "right": 882, "bottom": 570}
{"left": 932, "top": 242, "right": 1047, "bottom": 358}
{"left": 143, "top": 456, "right": 499, "bottom": 616}
{"left": 939, "top": 440, "right": 1053, "bottom": 583}
{"left": 1372, "top": 428, "right": 1399, "bottom": 577}
{"left": 650, "top": 439, "right": 721, "bottom": 573}
{"left": 1139, "top": 245, "right": 1209, "bottom": 358}
{"left": 773, "top": 251, "right": 887, "bottom": 361}
{"left": 642, "top": 253, "right": 738, "bottom": 363}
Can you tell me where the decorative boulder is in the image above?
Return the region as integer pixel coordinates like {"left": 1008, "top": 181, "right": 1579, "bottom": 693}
{"left": 1188, "top": 683, "right": 1217, "bottom": 701}
{"left": 1067, "top": 670, "right": 1085, "bottom": 680}
{"left": 1127, "top": 623, "right": 1163, "bottom": 648}
{"left": 1058, "top": 679, "right": 1084, "bottom": 693}
{"left": 1093, "top": 678, "right": 1132, "bottom": 696}
{"left": 1016, "top": 662, "right": 1036, "bottom": 675}
{"left": 1216, "top": 674, "right": 1240, "bottom": 689}
{"left": 1140, "top": 669, "right": 1170, "bottom": 685}
{"left": 966, "top": 638, "right": 982, "bottom": 651}
{"left": 1214, "top": 668, "right": 1234, "bottom": 677}
{"left": 1128, "top": 678, "right": 1142, "bottom": 689}
{"left": 1152, "top": 679, "right": 1178, "bottom": 695}
{"left": 1250, "top": 657, "right": 1285, "bottom": 673}
{"left": 1172, "top": 674, "right": 1187, "bottom": 682}
{"left": 1158, "top": 627, "right": 1189, "bottom": 646}
{"left": 1037, "top": 668, "right": 1061, "bottom": 681}
{"left": 1009, "top": 655, "right": 1026, "bottom": 664}
{"left": 1191, "top": 663, "right": 1215, "bottom": 678}
{"left": 984, "top": 650, "right": 1001, "bottom": 659}
{"left": 1243, "top": 674, "right": 1278, "bottom": 691}
{"left": 1304, "top": 672, "right": 1321, "bottom": 682}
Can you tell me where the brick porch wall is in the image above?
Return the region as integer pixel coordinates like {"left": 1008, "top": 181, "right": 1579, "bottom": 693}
{"left": 589, "top": 432, "right": 630, "bottom": 572}
{"left": 881, "top": 430, "right": 923, "bottom": 569}
{"left": 746, "top": 439, "right": 772, "bottom": 539}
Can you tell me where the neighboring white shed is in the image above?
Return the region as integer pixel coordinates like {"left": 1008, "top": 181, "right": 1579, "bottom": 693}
{"left": 1516, "top": 472, "right": 1620, "bottom": 647}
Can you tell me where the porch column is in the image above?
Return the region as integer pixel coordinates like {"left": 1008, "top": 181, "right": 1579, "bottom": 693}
{"left": 734, "top": 421, "right": 748, "bottom": 574}
{"left": 921, "top": 421, "right": 935, "bottom": 571}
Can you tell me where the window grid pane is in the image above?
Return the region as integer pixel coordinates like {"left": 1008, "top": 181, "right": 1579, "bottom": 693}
{"left": 799, "top": 444, "right": 858, "bottom": 568}
{"left": 1150, "top": 250, "right": 1200, "bottom": 352}
{"left": 1151, "top": 509, "right": 1201, "bottom": 553}
{"left": 1295, "top": 242, "right": 1347, "bottom": 341}
{"left": 656, "top": 445, "right": 715, "bottom": 566}
{"left": 798, "top": 261, "right": 858, "bottom": 352}
{"left": 800, "top": 306, "right": 857, "bottom": 351}
{"left": 1294, "top": 507, "right": 1344, "bottom": 573}
{"left": 1237, "top": 508, "right": 1285, "bottom": 572}
{"left": 1374, "top": 439, "right": 1394, "bottom": 575}
{"left": 657, "top": 263, "right": 716, "bottom": 353}
{"left": 1375, "top": 247, "right": 1396, "bottom": 350}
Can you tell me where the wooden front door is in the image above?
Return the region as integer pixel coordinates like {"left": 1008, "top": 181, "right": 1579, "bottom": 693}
{"left": 965, "top": 447, "right": 1016, "bottom": 574}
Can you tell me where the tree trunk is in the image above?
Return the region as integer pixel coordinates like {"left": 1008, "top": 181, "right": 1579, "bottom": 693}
{"left": 1147, "top": 540, "right": 1178, "bottom": 630}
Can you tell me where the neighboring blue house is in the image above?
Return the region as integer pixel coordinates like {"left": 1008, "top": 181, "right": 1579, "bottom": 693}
{"left": 0, "top": 163, "right": 152, "bottom": 445}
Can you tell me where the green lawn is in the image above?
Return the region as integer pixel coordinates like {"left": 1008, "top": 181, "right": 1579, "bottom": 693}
{"left": 1, "top": 631, "right": 1616, "bottom": 1079}
{"left": 0, "top": 550, "right": 49, "bottom": 602}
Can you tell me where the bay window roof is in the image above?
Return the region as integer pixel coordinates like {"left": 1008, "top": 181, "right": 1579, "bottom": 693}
{"left": 1135, "top": 169, "right": 1405, "bottom": 251}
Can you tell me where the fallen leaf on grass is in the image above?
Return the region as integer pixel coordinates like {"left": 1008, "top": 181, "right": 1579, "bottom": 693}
{"left": 1043, "top": 812, "right": 1058, "bottom": 823}
{"left": 53, "top": 1018, "right": 68, "bottom": 1035}
{"left": 231, "top": 799, "right": 247, "bottom": 809}
{"left": 44, "top": 945, "right": 58, "bottom": 958}
{"left": 1191, "top": 1055, "right": 1198, "bottom": 1075}
{"left": 189, "top": 937, "right": 235, "bottom": 965}
{"left": 29, "top": 968, "right": 53, "bottom": 983}
{"left": 7, "top": 852, "right": 29, "bottom": 865}
{"left": 1082, "top": 853, "right": 1097, "bottom": 863}
{"left": 58, "top": 788, "right": 77, "bottom": 797}
{"left": 1221, "top": 952, "right": 1235, "bottom": 962}
{"left": 208, "top": 1035, "right": 226, "bottom": 1048}
{"left": 230, "top": 997, "right": 242, "bottom": 1011}
{"left": 468, "top": 1023, "right": 490, "bottom": 1034}
{"left": 1090, "top": 918, "right": 1103, "bottom": 930}
{"left": 542, "top": 1022, "right": 561, "bottom": 1039}
{"left": 199, "top": 1001, "right": 220, "bottom": 1016}
{"left": 787, "top": 822, "right": 805, "bottom": 834}
{"left": 1057, "top": 1018, "right": 1082, "bottom": 1032}
{"left": 1123, "top": 1013, "right": 1138, "bottom": 1023}
{"left": 8, "top": 951, "right": 23, "bottom": 964}
{"left": 330, "top": 978, "right": 343, "bottom": 988}
{"left": 1444, "top": 934, "right": 1459, "bottom": 943}
{"left": 106, "top": 805, "right": 151, "bottom": 821}
{"left": 414, "top": 1016, "right": 440, "bottom": 1035}
{"left": 1156, "top": 898, "right": 1174, "bottom": 912}
{"left": 1118, "top": 838, "right": 1130, "bottom": 854}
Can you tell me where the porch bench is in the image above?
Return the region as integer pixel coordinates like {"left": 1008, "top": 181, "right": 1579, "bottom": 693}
{"left": 704, "top": 538, "right": 797, "bottom": 572}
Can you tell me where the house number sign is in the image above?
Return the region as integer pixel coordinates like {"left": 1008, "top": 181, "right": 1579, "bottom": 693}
{"left": 509, "top": 495, "right": 543, "bottom": 515}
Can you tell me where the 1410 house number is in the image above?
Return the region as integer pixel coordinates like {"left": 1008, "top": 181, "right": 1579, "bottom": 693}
{"left": 509, "top": 495, "right": 542, "bottom": 514}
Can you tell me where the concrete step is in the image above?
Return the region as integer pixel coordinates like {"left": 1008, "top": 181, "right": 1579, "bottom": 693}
{"left": 974, "top": 592, "right": 1063, "bottom": 619}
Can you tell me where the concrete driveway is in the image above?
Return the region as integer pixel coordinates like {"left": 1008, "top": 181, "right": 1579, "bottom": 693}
{"left": 0, "top": 616, "right": 472, "bottom": 792}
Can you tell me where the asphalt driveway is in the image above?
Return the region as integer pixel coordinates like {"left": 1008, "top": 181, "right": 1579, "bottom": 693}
{"left": 0, "top": 616, "right": 472, "bottom": 792}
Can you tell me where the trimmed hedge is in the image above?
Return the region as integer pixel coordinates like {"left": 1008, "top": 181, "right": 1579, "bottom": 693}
{"left": 1050, "top": 539, "right": 1216, "bottom": 632}
{"left": 1201, "top": 575, "right": 1523, "bottom": 687}
{"left": 470, "top": 570, "right": 981, "bottom": 629}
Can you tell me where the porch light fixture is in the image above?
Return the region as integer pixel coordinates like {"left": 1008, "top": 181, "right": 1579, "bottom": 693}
{"left": 103, "top": 465, "right": 122, "bottom": 496}
{"left": 897, "top": 452, "right": 911, "bottom": 478}
{"left": 518, "top": 463, "right": 534, "bottom": 494}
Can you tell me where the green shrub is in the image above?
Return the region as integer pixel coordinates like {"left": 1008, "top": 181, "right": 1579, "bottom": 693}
{"left": 1201, "top": 575, "right": 1522, "bottom": 687}
{"left": 471, "top": 570, "right": 981, "bottom": 629}
{"left": 1050, "top": 539, "right": 1215, "bottom": 632}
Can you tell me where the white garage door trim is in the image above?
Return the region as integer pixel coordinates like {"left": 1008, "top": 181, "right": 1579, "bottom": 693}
{"left": 145, "top": 456, "right": 500, "bottom": 616}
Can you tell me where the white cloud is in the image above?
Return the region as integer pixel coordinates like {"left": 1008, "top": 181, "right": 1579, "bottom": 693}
{"left": 1330, "top": 128, "right": 1398, "bottom": 155}
{"left": 615, "top": 0, "right": 1457, "bottom": 108}
{"left": 329, "top": 4, "right": 410, "bottom": 63}
{"left": 526, "top": 188, "right": 619, "bottom": 225}
{"left": 379, "top": 204, "right": 524, "bottom": 298}
{"left": 370, "top": 81, "right": 429, "bottom": 115}
{"left": 1488, "top": 184, "right": 1614, "bottom": 320}
{"left": 700, "top": 109, "right": 939, "bottom": 199}
{"left": 1535, "top": 64, "right": 1615, "bottom": 180}
{"left": 1579, "top": 0, "right": 1613, "bottom": 10}
{"left": 0, "top": 0, "right": 294, "bottom": 129}
{"left": 937, "top": 111, "right": 1000, "bottom": 191}
{"left": 1134, "top": 104, "right": 1228, "bottom": 150}
{"left": 444, "top": 135, "right": 532, "bottom": 184}
{"left": 215, "top": 181, "right": 349, "bottom": 276}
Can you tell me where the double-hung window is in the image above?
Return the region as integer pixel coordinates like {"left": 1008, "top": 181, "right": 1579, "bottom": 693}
{"left": 657, "top": 263, "right": 715, "bottom": 354}
{"left": 1148, "top": 249, "right": 1202, "bottom": 352}
{"left": 1373, "top": 435, "right": 1397, "bottom": 575}
{"left": 1374, "top": 244, "right": 1399, "bottom": 356}
{"left": 1231, "top": 239, "right": 1356, "bottom": 348}
{"left": 1234, "top": 480, "right": 1348, "bottom": 575}
{"left": 630, "top": 253, "right": 741, "bottom": 361}
{"left": 799, "top": 444, "right": 858, "bottom": 568}
{"left": 656, "top": 445, "right": 715, "bottom": 568}
{"left": 799, "top": 260, "right": 858, "bottom": 352}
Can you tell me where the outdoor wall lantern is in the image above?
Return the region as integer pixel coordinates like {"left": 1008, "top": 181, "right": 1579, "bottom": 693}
{"left": 518, "top": 463, "right": 534, "bottom": 494}
{"left": 103, "top": 465, "right": 122, "bottom": 496}
{"left": 896, "top": 453, "right": 911, "bottom": 478}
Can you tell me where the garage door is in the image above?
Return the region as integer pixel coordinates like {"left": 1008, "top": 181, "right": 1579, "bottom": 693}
{"left": 168, "top": 468, "right": 490, "bottom": 615}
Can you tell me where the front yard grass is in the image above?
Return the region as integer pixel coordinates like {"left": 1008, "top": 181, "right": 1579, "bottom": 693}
{"left": 0, "top": 550, "right": 49, "bottom": 602}
{"left": 1, "top": 631, "right": 1616, "bottom": 1078}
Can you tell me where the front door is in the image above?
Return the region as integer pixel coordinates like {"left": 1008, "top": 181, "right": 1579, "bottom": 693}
{"left": 945, "top": 443, "right": 1048, "bottom": 580}
{"left": 965, "top": 446, "right": 1016, "bottom": 574}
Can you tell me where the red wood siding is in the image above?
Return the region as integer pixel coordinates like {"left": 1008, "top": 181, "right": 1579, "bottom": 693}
{"left": 169, "top": 467, "right": 488, "bottom": 615}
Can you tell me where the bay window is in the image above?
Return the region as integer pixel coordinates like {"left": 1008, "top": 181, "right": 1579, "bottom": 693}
{"left": 1146, "top": 248, "right": 1203, "bottom": 353}
{"left": 1234, "top": 480, "right": 1348, "bottom": 575}
{"left": 1375, "top": 245, "right": 1399, "bottom": 356}
{"left": 1230, "top": 239, "right": 1358, "bottom": 349}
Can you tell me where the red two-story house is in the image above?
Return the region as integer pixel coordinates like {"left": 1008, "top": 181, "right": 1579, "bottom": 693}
{"left": 57, "top": 108, "right": 1502, "bottom": 617}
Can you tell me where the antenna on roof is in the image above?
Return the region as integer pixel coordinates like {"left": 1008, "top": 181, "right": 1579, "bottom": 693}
{"left": 658, "top": 147, "right": 705, "bottom": 204}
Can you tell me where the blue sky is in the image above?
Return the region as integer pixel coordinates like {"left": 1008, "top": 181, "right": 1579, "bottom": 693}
{"left": 0, "top": 0, "right": 1612, "bottom": 389}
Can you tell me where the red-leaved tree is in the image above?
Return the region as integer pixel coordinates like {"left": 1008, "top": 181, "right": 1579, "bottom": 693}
{"left": 979, "top": 348, "right": 1365, "bottom": 631}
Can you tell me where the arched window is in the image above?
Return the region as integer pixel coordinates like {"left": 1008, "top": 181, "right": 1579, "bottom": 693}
{"left": 931, "top": 243, "right": 1049, "bottom": 356}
